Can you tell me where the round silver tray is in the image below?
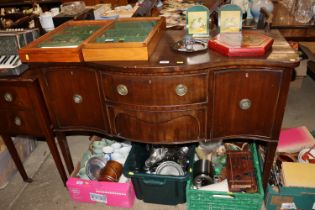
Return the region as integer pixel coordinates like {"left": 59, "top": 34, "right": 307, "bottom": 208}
{"left": 156, "top": 161, "right": 184, "bottom": 176}
{"left": 172, "top": 40, "right": 208, "bottom": 53}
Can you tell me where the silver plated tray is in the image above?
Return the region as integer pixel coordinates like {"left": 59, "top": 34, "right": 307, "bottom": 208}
{"left": 172, "top": 39, "right": 208, "bottom": 53}
{"left": 156, "top": 161, "right": 184, "bottom": 176}
{"left": 85, "top": 156, "right": 107, "bottom": 180}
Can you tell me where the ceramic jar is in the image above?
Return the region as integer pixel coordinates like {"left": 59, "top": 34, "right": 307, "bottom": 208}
{"left": 91, "top": 140, "right": 107, "bottom": 155}
{"left": 250, "top": 0, "right": 274, "bottom": 22}
{"left": 39, "top": 12, "right": 55, "bottom": 32}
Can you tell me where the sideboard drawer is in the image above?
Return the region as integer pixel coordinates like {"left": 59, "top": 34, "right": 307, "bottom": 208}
{"left": 102, "top": 73, "right": 208, "bottom": 106}
{"left": 107, "top": 106, "right": 207, "bottom": 143}
{"left": 0, "top": 110, "right": 43, "bottom": 136}
{"left": 0, "top": 86, "right": 32, "bottom": 109}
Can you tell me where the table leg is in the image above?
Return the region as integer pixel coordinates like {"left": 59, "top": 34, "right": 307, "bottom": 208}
{"left": 1, "top": 135, "right": 32, "bottom": 183}
{"left": 45, "top": 132, "right": 68, "bottom": 185}
{"left": 262, "top": 141, "right": 277, "bottom": 190}
{"left": 56, "top": 133, "right": 74, "bottom": 174}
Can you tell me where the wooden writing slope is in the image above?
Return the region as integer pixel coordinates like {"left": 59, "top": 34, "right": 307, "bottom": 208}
{"left": 82, "top": 17, "right": 166, "bottom": 61}
{"left": 19, "top": 20, "right": 113, "bottom": 62}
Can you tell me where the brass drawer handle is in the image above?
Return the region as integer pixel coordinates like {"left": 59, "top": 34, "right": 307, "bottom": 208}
{"left": 239, "top": 99, "right": 252, "bottom": 110}
{"left": 4, "top": 92, "right": 13, "bottom": 102}
{"left": 175, "top": 84, "right": 188, "bottom": 96}
{"left": 117, "top": 84, "right": 128, "bottom": 96}
{"left": 14, "top": 116, "right": 22, "bottom": 126}
{"left": 73, "top": 94, "right": 83, "bottom": 104}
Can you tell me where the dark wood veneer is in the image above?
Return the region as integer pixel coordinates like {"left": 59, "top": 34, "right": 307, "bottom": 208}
{"left": 0, "top": 29, "right": 299, "bottom": 190}
{"left": 42, "top": 67, "right": 106, "bottom": 131}
{"left": 212, "top": 69, "right": 283, "bottom": 139}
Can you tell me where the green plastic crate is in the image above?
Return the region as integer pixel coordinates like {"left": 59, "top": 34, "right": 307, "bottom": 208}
{"left": 186, "top": 143, "right": 264, "bottom": 210}
{"left": 123, "top": 143, "right": 195, "bottom": 205}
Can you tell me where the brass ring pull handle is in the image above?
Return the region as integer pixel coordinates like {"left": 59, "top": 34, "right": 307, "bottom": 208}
{"left": 73, "top": 94, "right": 83, "bottom": 104}
{"left": 14, "top": 116, "right": 22, "bottom": 126}
{"left": 239, "top": 98, "right": 252, "bottom": 110}
{"left": 175, "top": 84, "right": 188, "bottom": 96}
{"left": 4, "top": 92, "right": 13, "bottom": 102}
{"left": 117, "top": 84, "right": 128, "bottom": 96}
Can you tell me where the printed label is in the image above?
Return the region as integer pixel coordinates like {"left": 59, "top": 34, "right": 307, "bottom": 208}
{"left": 90, "top": 192, "right": 107, "bottom": 203}
{"left": 281, "top": 202, "right": 296, "bottom": 209}
{"left": 75, "top": 180, "right": 83, "bottom": 185}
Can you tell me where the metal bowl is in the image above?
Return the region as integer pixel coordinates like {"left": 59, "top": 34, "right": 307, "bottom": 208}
{"left": 85, "top": 156, "right": 107, "bottom": 180}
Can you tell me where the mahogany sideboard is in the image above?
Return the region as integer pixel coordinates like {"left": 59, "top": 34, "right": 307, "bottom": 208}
{"left": 0, "top": 29, "right": 299, "bottom": 189}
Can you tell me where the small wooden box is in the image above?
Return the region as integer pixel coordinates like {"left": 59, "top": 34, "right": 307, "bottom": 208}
{"left": 82, "top": 17, "right": 166, "bottom": 61}
{"left": 208, "top": 31, "right": 274, "bottom": 57}
{"left": 18, "top": 20, "right": 113, "bottom": 62}
{"left": 226, "top": 149, "right": 257, "bottom": 192}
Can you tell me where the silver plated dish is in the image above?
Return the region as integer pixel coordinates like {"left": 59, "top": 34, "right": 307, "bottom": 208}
{"left": 156, "top": 161, "right": 184, "bottom": 176}
{"left": 172, "top": 39, "right": 208, "bottom": 53}
{"left": 85, "top": 156, "right": 107, "bottom": 180}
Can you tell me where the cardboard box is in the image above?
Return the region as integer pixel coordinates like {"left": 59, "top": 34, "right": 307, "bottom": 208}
{"left": 0, "top": 136, "right": 37, "bottom": 189}
{"left": 265, "top": 184, "right": 315, "bottom": 210}
{"left": 66, "top": 163, "right": 135, "bottom": 208}
{"left": 295, "top": 59, "right": 308, "bottom": 77}
{"left": 266, "top": 131, "right": 315, "bottom": 209}
{"left": 281, "top": 162, "right": 315, "bottom": 188}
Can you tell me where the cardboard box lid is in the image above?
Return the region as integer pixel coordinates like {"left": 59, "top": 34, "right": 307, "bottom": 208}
{"left": 282, "top": 162, "right": 315, "bottom": 188}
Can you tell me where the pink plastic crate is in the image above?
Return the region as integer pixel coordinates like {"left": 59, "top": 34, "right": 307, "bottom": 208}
{"left": 66, "top": 163, "right": 135, "bottom": 208}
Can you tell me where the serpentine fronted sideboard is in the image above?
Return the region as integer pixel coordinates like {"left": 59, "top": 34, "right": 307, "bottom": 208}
{"left": 0, "top": 30, "right": 299, "bottom": 189}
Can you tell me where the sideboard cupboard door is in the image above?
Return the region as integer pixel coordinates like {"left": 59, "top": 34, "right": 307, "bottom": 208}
{"left": 212, "top": 69, "right": 283, "bottom": 139}
{"left": 43, "top": 68, "right": 106, "bottom": 131}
